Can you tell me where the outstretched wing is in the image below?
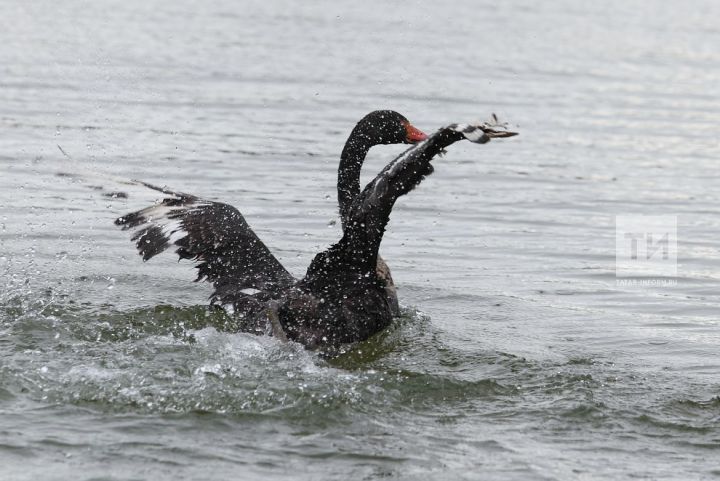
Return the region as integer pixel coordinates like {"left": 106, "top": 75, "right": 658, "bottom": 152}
{"left": 304, "top": 118, "right": 517, "bottom": 279}
{"left": 115, "top": 182, "right": 295, "bottom": 300}
{"left": 356, "top": 119, "right": 518, "bottom": 222}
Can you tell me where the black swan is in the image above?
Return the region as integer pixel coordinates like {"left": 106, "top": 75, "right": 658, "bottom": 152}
{"left": 115, "top": 111, "right": 517, "bottom": 352}
{"left": 337, "top": 111, "right": 428, "bottom": 316}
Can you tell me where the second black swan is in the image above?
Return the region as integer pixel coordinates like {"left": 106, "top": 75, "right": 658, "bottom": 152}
{"left": 115, "top": 111, "right": 517, "bottom": 351}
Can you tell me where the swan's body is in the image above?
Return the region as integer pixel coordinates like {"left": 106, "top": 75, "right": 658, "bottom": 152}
{"left": 336, "top": 111, "right": 427, "bottom": 316}
{"left": 115, "top": 112, "right": 517, "bottom": 352}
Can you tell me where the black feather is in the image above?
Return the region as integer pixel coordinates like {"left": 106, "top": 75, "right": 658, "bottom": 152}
{"left": 115, "top": 188, "right": 294, "bottom": 302}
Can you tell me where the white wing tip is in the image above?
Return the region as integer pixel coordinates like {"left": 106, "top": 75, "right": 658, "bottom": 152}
{"left": 449, "top": 114, "right": 518, "bottom": 143}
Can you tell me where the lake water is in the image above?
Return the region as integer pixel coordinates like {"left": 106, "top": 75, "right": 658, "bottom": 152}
{"left": 1, "top": 1, "right": 719, "bottom": 479}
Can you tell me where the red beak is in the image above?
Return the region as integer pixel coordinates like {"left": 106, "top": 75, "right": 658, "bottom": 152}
{"left": 404, "top": 122, "right": 428, "bottom": 143}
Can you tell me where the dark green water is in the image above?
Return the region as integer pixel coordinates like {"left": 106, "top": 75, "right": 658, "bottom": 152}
{"left": 2, "top": 1, "right": 720, "bottom": 479}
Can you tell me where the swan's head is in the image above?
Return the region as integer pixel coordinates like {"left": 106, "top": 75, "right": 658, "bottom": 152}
{"left": 356, "top": 110, "right": 427, "bottom": 145}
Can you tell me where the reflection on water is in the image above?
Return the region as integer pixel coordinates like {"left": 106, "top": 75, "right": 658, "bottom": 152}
{"left": 2, "top": 0, "right": 720, "bottom": 479}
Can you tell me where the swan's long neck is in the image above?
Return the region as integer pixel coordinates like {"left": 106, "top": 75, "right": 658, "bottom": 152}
{"left": 337, "top": 133, "right": 372, "bottom": 230}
